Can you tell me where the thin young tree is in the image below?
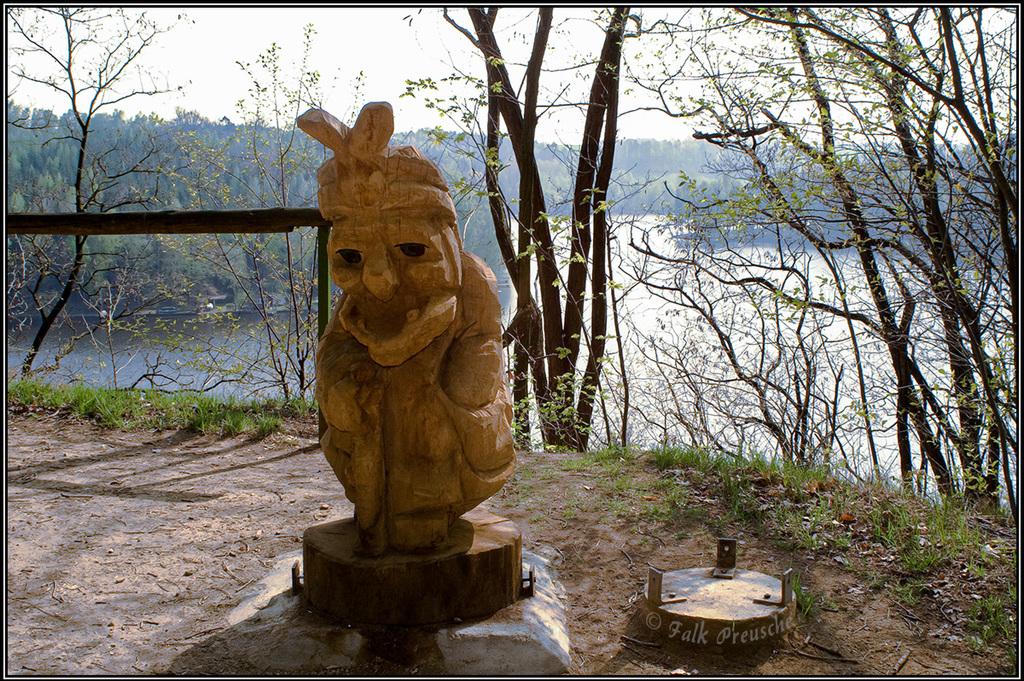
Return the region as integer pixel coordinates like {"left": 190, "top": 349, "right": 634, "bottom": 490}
{"left": 441, "top": 7, "right": 632, "bottom": 451}
{"left": 167, "top": 26, "right": 328, "bottom": 401}
{"left": 7, "top": 7, "right": 180, "bottom": 375}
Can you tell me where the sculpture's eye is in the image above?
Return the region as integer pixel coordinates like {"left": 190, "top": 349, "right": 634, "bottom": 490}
{"left": 398, "top": 243, "right": 427, "bottom": 257}
{"left": 337, "top": 249, "right": 362, "bottom": 264}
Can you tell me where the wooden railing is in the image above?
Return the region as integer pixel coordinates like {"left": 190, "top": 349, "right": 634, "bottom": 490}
{"left": 7, "top": 207, "right": 334, "bottom": 434}
{"left": 6, "top": 208, "right": 329, "bottom": 235}
{"left": 6, "top": 207, "right": 332, "bottom": 322}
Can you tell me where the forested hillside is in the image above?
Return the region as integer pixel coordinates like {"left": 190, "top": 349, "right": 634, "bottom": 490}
{"left": 6, "top": 103, "right": 730, "bottom": 216}
{"left": 6, "top": 101, "right": 734, "bottom": 316}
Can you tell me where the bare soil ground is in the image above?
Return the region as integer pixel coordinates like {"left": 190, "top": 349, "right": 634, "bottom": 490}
{"left": 5, "top": 409, "right": 1017, "bottom": 676}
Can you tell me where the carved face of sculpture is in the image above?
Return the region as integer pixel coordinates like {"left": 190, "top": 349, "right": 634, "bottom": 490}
{"left": 296, "top": 102, "right": 466, "bottom": 366}
{"left": 331, "top": 214, "right": 463, "bottom": 366}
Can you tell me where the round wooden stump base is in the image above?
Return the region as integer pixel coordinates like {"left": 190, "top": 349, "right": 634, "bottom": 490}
{"left": 302, "top": 509, "right": 522, "bottom": 625}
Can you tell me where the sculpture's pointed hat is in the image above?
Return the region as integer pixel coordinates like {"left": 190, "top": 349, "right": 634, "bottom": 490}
{"left": 298, "top": 102, "right": 456, "bottom": 224}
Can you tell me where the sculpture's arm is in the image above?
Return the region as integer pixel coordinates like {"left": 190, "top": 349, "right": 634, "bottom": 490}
{"left": 316, "top": 298, "right": 384, "bottom": 432}
{"left": 440, "top": 252, "right": 506, "bottom": 410}
{"left": 316, "top": 297, "right": 387, "bottom": 554}
{"left": 438, "top": 253, "right": 516, "bottom": 492}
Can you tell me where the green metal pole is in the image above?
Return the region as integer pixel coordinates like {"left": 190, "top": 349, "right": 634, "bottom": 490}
{"left": 317, "top": 224, "right": 330, "bottom": 440}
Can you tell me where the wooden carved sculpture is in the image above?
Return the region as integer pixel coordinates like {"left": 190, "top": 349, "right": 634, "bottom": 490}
{"left": 298, "top": 102, "right": 515, "bottom": 556}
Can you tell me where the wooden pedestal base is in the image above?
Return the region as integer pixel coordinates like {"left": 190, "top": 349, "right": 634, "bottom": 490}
{"left": 302, "top": 509, "right": 522, "bottom": 625}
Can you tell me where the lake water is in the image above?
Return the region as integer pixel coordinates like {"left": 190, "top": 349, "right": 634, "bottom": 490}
{"left": 6, "top": 277, "right": 517, "bottom": 400}
{"left": 7, "top": 218, "right": 1008, "bottom": 490}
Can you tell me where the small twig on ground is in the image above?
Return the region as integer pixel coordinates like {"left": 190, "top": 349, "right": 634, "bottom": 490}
{"left": 784, "top": 648, "right": 860, "bottom": 664}
{"left": 222, "top": 564, "right": 244, "bottom": 583}
{"left": 171, "top": 626, "right": 224, "bottom": 643}
{"left": 912, "top": 657, "right": 943, "bottom": 671}
{"left": 636, "top": 529, "right": 666, "bottom": 546}
{"left": 26, "top": 603, "right": 66, "bottom": 620}
{"left": 880, "top": 640, "right": 903, "bottom": 666}
{"left": 808, "top": 640, "right": 844, "bottom": 658}
{"left": 620, "top": 549, "right": 634, "bottom": 567}
{"left": 894, "top": 651, "right": 911, "bottom": 674}
{"left": 622, "top": 589, "right": 642, "bottom": 609}
{"left": 900, "top": 613, "right": 922, "bottom": 633}
{"left": 621, "top": 634, "right": 661, "bottom": 648}
{"left": 234, "top": 577, "right": 256, "bottom": 593}
{"left": 889, "top": 598, "right": 921, "bottom": 621}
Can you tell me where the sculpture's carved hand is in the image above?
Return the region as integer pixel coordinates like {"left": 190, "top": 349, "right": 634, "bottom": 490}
{"left": 351, "top": 361, "right": 384, "bottom": 419}
{"left": 326, "top": 361, "right": 384, "bottom": 435}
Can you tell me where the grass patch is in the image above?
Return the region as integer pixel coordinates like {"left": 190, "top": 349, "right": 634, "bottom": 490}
{"left": 639, "top": 479, "right": 693, "bottom": 524}
{"left": 648, "top": 443, "right": 729, "bottom": 475}
{"left": 890, "top": 578, "right": 927, "bottom": 606}
{"left": 255, "top": 413, "right": 284, "bottom": 438}
{"left": 8, "top": 377, "right": 314, "bottom": 438}
{"left": 966, "top": 585, "right": 1018, "bottom": 650}
{"left": 632, "top": 441, "right": 1014, "bottom": 589}
{"left": 790, "top": 570, "right": 817, "bottom": 617}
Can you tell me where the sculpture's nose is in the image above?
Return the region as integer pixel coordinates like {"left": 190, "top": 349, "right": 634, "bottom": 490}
{"left": 362, "top": 244, "right": 399, "bottom": 302}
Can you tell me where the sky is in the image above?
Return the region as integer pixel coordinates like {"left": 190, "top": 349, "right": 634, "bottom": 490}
{"left": 6, "top": 6, "right": 696, "bottom": 143}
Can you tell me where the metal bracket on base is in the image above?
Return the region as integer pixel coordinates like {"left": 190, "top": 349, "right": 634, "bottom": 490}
{"left": 521, "top": 566, "right": 535, "bottom": 598}
{"left": 647, "top": 566, "right": 687, "bottom": 606}
{"left": 752, "top": 568, "right": 793, "bottom": 606}
{"left": 712, "top": 537, "right": 737, "bottom": 579}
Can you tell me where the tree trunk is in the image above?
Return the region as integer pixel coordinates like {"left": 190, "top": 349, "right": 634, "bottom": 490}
{"left": 21, "top": 235, "right": 88, "bottom": 376}
{"left": 484, "top": 71, "right": 532, "bottom": 445}
{"left": 573, "top": 7, "right": 628, "bottom": 452}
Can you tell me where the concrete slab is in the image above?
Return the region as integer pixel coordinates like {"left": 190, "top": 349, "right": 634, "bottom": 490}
{"left": 436, "top": 549, "right": 570, "bottom": 674}
{"left": 169, "top": 548, "right": 570, "bottom": 675}
{"left": 227, "top": 549, "right": 302, "bottom": 626}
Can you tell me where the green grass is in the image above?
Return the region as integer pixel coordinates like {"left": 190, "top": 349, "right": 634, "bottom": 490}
{"left": 890, "top": 578, "right": 927, "bottom": 606}
{"left": 635, "top": 441, "right": 1015, "bottom": 591}
{"left": 967, "top": 585, "right": 1018, "bottom": 651}
{"left": 790, "top": 570, "right": 817, "bottom": 617}
{"left": 648, "top": 442, "right": 728, "bottom": 474}
{"left": 855, "top": 486, "right": 1003, "bottom": 574}
{"left": 8, "top": 378, "right": 315, "bottom": 438}
{"left": 639, "top": 478, "right": 693, "bottom": 524}
{"left": 255, "top": 413, "right": 284, "bottom": 438}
